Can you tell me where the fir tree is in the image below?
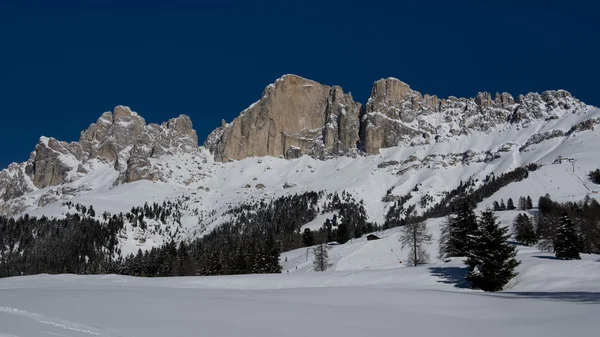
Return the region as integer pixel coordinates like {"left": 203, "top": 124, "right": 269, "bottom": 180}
{"left": 589, "top": 169, "right": 600, "bottom": 184}
{"left": 554, "top": 214, "right": 581, "bottom": 260}
{"left": 518, "top": 197, "right": 526, "bottom": 210}
{"left": 493, "top": 201, "right": 500, "bottom": 211}
{"left": 526, "top": 196, "right": 533, "bottom": 210}
{"left": 439, "top": 201, "right": 478, "bottom": 258}
{"left": 302, "top": 228, "right": 315, "bottom": 247}
{"left": 513, "top": 213, "right": 538, "bottom": 246}
{"left": 499, "top": 199, "right": 507, "bottom": 211}
{"left": 337, "top": 222, "right": 350, "bottom": 244}
{"left": 506, "top": 198, "right": 515, "bottom": 210}
{"left": 465, "top": 210, "right": 520, "bottom": 292}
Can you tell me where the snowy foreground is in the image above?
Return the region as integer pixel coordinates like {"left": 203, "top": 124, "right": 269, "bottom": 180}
{"left": 1, "top": 251, "right": 599, "bottom": 337}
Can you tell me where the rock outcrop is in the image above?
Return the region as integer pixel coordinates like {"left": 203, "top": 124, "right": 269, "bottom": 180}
{"left": 0, "top": 106, "right": 199, "bottom": 202}
{"left": 205, "top": 75, "right": 361, "bottom": 161}
{"left": 361, "top": 78, "right": 587, "bottom": 154}
{"left": 207, "top": 75, "right": 590, "bottom": 160}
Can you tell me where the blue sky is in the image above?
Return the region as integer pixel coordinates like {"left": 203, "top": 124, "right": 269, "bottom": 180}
{"left": 0, "top": 0, "right": 598, "bottom": 169}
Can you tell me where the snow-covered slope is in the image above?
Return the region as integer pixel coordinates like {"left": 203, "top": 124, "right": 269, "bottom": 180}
{"left": 1, "top": 77, "right": 600, "bottom": 258}
{"left": 1, "top": 248, "right": 599, "bottom": 337}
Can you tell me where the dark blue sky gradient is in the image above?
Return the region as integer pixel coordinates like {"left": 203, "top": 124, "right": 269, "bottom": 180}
{"left": 0, "top": 0, "right": 598, "bottom": 168}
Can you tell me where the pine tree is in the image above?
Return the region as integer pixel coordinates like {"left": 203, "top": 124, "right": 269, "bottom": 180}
{"left": 302, "top": 228, "right": 315, "bottom": 247}
{"left": 313, "top": 243, "right": 329, "bottom": 272}
{"left": 526, "top": 196, "right": 533, "bottom": 210}
{"left": 337, "top": 222, "right": 350, "bottom": 244}
{"left": 518, "top": 197, "right": 526, "bottom": 210}
{"left": 554, "top": 214, "right": 581, "bottom": 260}
{"left": 439, "top": 201, "right": 478, "bottom": 258}
{"left": 493, "top": 201, "right": 500, "bottom": 211}
{"left": 465, "top": 210, "right": 520, "bottom": 292}
{"left": 499, "top": 199, "right": 507, "bottom": 211}
{"left": 589, "top": 169, "right": 600, "bottom": 184}
{"left": 506, "top": 198, "right": 515, "bottom": 210}
{"left": 513, "top": 213, "right": 538, "bottom": 246}
{"left": 399, "top": 221, "right": 433, "bottom": 266}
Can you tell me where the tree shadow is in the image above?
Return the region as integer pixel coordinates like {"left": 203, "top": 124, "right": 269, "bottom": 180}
{"left": 429, "top": 267, "right": 471, "bottom": 289}
{"left": 532, "top": 255, "right": 557, "bottom": 260}
{"left": 501, "top": 292, "right": 600, "bottom": 303}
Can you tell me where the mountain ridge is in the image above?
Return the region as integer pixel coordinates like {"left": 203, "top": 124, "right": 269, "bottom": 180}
{"left": 0, "top": 74, "right": 598, "bottom": 222}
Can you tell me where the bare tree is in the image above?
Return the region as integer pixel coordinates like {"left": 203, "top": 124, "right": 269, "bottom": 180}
{"left": 313, "top": 243, "right": 329, "bottom": 271}
{"left": 400, "top": 221, "right": 433, "bottom": 266}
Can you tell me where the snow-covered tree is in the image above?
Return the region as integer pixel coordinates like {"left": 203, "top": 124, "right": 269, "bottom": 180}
{"left": 399, "top": 221, "right": 433, "bottom": 266}
{"left": 465, "top": 210, "right": 520, "bottom": 292}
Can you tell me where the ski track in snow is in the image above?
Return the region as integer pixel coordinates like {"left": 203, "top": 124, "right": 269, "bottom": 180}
{"left": 0, "top": 307, "right": 133, "bottom": 337}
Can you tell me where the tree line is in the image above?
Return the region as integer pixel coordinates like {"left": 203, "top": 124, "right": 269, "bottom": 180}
{"left": 0, "top": 191, "right": 373, "bottom": 278}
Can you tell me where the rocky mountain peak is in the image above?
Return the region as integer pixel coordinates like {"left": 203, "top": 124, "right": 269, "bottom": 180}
{"left": 0, "top": 106, "right": 200, "bottom": 206}
{"left": 205, "top": 74, "right": 361, "bottom": 161}
{"left": 207, "top": 75, "right": 592, "bottom": 160}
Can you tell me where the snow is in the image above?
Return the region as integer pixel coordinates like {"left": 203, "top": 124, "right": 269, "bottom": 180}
{"left": 1, "top": 246, "right": 599, "bottom": 337}
{"left": 2, "top": 99, "right": 600, "bottom": 264}
{"left": 2, "top": 103, "right": 600, "bottom": 335}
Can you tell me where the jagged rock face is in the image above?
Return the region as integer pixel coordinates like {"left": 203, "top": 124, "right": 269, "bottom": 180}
{"left": 361, "top": 78, "right": 588, "bottom": 154}
{"left": 0, "top": 106, "right": 199, "bottom": 203}
{"left": 29, "top": 137, "right": 75, "bottom": 188}
{"left": 0, "top": 163, "right": 31, "bottom": 202}
{"left": 125, "top": 115, "right": 198, "bottom": 183}
{"left": 205, "top": 75, "right": 361, "bottom": 161}
{"left": 206, "top": 76, "right": 590, "bottom": 160}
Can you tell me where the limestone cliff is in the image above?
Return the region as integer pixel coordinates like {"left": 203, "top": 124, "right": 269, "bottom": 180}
{"left": 205, "top": 75, "right": 361, "bottom": 161}
{"left": 207, "top": 75, "right": 589, "bottom": 160}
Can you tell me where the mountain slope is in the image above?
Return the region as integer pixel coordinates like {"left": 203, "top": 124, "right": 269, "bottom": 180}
{"left": 1, "top": 75, "right": 599, "bottom": 260}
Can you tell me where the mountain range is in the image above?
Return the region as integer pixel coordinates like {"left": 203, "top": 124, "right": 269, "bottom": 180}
{"left": 1, "top": 74, "right": 599, "bottom": 257}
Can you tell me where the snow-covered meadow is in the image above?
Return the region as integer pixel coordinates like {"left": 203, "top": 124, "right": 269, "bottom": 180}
{"left": 1, "top": 250, "right": 599, "bottom": 337}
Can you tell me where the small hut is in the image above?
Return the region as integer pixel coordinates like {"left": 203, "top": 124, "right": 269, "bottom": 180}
{"left": 366, "top": 234, "right": 381, "bottom": 241}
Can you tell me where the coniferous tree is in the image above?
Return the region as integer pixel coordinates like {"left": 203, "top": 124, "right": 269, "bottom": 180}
{"left": 493, "top": 201, "right": 500, "bottom": 211}
{"left": 499, "top": 199, "right": 507, "bottom": 211}
{"left": 506, "top": 198, "right": 515, "bottom": 210}
{"left": 313, "top": 243, "right": 329, "bottom": 272}
{"left": 513, "top": 213, "right": 538, "bottom": 246}
{"left": 579, "top": 198, "right": 600, "bottom": 254}
{"left": 518, "top": 197, "right": 526, "bottom": 210}
{"left": 337, "top": 222, "right": 350, "bottom": 244}
{"left": 399, "top": 221, "right": 433, "bottom": 266}
{"left": 438, "top": 201, "right": 478, "bottom": 258}
{"left": 589, "top": 169, "right": 600, "bottom": 184}
{"left": 526, "top": 196, "right": 533, "bottom": 210}
{"left": 465, "top": 210, "right": 520, "bottom": 292}
{"left": 536, "top": 195, "right": 560, "bottom": 252}
{"left": 302, "top": 228, "right": 315, "bottom": 247}
{"left": 554, "top": 213, "right": 581, "bottom": 260}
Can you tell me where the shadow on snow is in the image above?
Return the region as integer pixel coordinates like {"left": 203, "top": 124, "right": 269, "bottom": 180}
{"left": 500, "top": 292, "right": 600, "bottom": 303}
{"left": 429, "top": 266, "right": 471, "bottom": 289}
